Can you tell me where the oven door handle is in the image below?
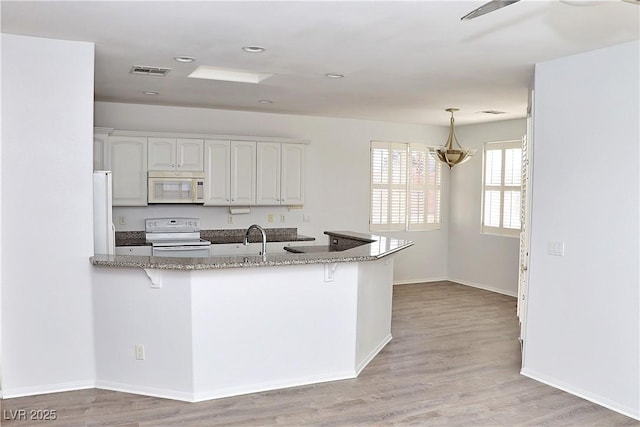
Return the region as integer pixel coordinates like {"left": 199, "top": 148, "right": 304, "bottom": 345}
{"left": 153, "top": 246, "right": 208, "bottom": 251}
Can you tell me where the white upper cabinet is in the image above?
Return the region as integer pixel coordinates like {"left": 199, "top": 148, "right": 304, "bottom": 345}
{"left": 93, "top": 127, "right": 113, "bottom": 171}
{"left": 148, "top": 137, "right": 204, "bottom": 172}
{"left": 256, "top": 142, "right": 281, "bottom": 205}
{"left": 203, "top": 140, "right": 256, "bottom": 206}
{"left": 280, "top": 143, "right": 305, "bottom": 205}
{"left": 109, "top": 136, "right": 148, "bottom": 206}
{"left": 230, "top": 140, "right": 257, "bottom": 205}
{"left": 256, "top": 142, "right": 305, "bottom": 205}
{"left": 203, "top": 139, "right": 231, "bottom": 205}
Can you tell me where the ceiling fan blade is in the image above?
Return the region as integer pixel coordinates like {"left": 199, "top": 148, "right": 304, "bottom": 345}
{"left": 461, "top": 0, "right": 521, "bottom": 20}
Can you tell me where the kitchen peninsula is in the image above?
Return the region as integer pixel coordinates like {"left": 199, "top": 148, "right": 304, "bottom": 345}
{"left": 91, "top": 231, "right": 412, "bottom": 402}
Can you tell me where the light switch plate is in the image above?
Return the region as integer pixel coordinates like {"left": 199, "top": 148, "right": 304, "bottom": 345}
{"left": 547, "top": 241, "right": 565, "bottom": 256}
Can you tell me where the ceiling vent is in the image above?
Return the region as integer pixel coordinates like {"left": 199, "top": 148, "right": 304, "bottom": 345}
{"left": 130, "top": 66, "right": 172, "bottom": 77}
{"left": 479, "top": 110, "right": 506, "bottom": 115}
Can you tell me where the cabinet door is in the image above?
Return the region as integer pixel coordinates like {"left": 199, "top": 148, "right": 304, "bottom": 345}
{"left": 177, "top": 138, "right": 204, "bottom": 171}
{"left": 203, "top": 140, "right": 231, "bottom": 205}
{"left": 115, "top": 246, "right": 152, "bottom": 256}
{"left": 93, "top": 129, "right": 111, "bottom": 171}
{"left": 256, "top": 142, "right": 281, "bottom": 205}
{"left": 230, "top": 141, "right": 256, "bottom": 205}
{"left": 110, "top": 136, "right": 148, "bottom": 206}
{"left": 148, "top": 137, "right": 176, "bottom": 171}
{"left": 281, "top": 143, "right": 305, "bottom": 205}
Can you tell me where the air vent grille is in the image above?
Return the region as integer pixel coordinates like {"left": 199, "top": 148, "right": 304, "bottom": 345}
{"left": 130, "top": 66, "right": 172, "bottom": 77}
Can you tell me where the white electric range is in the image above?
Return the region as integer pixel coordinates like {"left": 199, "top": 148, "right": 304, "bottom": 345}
{"left": 145, "top": 217, "right": 211, "bottom": 258}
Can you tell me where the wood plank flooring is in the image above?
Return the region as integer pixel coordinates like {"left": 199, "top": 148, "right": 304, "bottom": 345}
{"left": 2, "top": 281, "right": 637, "bottom": 426}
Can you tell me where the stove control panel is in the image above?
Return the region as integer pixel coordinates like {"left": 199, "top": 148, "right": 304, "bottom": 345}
{"left": 145, "top": 217, "right": 201, "bottom": 233}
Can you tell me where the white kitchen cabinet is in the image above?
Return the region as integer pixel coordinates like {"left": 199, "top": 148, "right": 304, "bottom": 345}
{"left": 203, "top": 139, "right": 256, "bottom": 206}
{"left": 148, "top": 137, "right": 204, "bottom": 172}
{"left": 231, "top": 140, "right": 257, "bottom": 205}
{"left": 93, "top": 127, "right": 113, "bottom": 171}
{"left": 115, "top": 245, "right": 152, "bottom": 256}
{"left": 256, "top": 142, "right": 281, "bottom": 205}
{"left": 256, "top": 142, "right": 305, "bottom": 205}
{"left": 110, "top": 136, "right": 148, "bottom": 206}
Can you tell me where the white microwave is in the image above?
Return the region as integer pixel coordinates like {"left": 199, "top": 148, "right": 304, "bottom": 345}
{"left": 148, "top": 172, "right": 205, "bottom": 204}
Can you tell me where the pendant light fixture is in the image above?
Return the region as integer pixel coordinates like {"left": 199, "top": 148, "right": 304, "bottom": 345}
{"left": 429, "top": 108, "right": 476, "bottom": 169}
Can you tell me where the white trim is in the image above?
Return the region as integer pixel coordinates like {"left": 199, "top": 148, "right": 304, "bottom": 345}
{"left": 2, "top": 380, "right": 95, "bottom": 399}
{"left": 521, "top": 367, "right": 640, "bottom": 421}
{"left": 191, "top": 370, "right": 357, "bottom": 402}
{"left": 355, "top": 334, "right": 392, "bottom": 375}
{"left": 444, "top": 278, "right": 518, "bottom": 297}
{"left": 96, "top": 380, "right": 195, "bottom": 402}
{"left": 108, "top": 129, "right": 310, "bottom": 145}
{"left": 393, "top": 276, "right": 449, "bottom": 285}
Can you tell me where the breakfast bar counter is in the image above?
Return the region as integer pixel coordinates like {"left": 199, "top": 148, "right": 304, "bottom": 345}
{"left": 92, "top": 231, "right": 412, "bottom": 270}
{"left": 91, "top": 231, "right": 413, "bottom": 403}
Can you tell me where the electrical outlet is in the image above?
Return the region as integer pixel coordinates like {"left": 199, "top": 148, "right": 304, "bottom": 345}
{"left": 118, "top": 216, "right": 126, "bottom": 225}
{"left": 228, "top": 215, "right": 233, "bottom": 224}
{"left": 268, "top": 214, "right": 274, "bottom": 223}
{"left": 135, "top": 344, "right": 145, "bottom": 360}
{"left": 280, "top": 214, "right": 286, "bottom": 223}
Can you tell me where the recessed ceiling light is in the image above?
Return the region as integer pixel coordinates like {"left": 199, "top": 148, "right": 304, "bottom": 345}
{"left": 143, "top": 91, "right": 160, "bottom": 95}
{"left": 258, "top": 99, "right": 273, "bottom": 104}
{"left": 174, "top": 56, "right": 196, "bottom": 63}
{"left": 325, "top": 73, "right": 345, "bottom": 79}
{"left": 242, "top": 46, "right": 266, "bottom": 53}
{"left": 188, "top": 65, "right": 273, "bottom": 84}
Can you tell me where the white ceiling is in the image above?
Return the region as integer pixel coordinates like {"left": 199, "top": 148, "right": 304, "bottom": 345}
{"left": 2, "top": 0, "right": 639, "bottom": 126}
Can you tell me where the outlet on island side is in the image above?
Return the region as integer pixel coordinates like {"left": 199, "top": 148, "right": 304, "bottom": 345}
{"left": 268, "top": 214, "right": 274, "bottom": 223}
{"left": 135, "top": 344, "right": 145, "bottom": 360}
{"left": 280, "top": 214, "right": 286, "bottom": 223}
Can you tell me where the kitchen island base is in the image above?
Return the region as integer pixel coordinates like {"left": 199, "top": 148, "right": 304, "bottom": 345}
{"left": 92, "top": 258, "right": 395, "bottom": 402}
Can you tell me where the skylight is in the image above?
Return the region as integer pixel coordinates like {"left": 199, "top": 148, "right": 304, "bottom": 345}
{"left": 188, "top": 66, "right": 273, "bottom": 84}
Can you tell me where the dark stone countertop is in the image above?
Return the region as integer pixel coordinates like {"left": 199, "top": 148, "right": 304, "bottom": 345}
{"left": 115, "top": 228, "right": 315, "bottom": 247}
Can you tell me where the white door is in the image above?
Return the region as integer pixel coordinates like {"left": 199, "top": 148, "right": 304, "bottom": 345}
{"left": 517, "top": 101, "right": 534, "bottom": 351}
{"left": 256, "top": 142, "right": 281, "bottom": 205}
{"left": 230, "top": 141, "right": 256, "bottom": 205}
{"left": 203, "top": 140, "right": 231, "bottom": 205}
{"left": 176, "top": 138, "right": 204, "bottom": 171}
{"left": 148, "top": 137, "right": 176, "bottom": 171}
{"left": 281, "top": 143, "right": 305, "bottom": 205}
{"left": 110, "top": 136, "right": 148, "bottom": 206}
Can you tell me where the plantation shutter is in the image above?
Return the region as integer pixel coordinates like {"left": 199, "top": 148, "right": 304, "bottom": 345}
{"left": 408, "top": 143, "right": 441, "bottom": 230}
{"left": 482, "top": 140, "right": 522, "bottom": 236}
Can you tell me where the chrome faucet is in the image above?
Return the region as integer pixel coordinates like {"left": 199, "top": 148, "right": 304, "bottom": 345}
{"left": 244, "top": 224, "right": 267, "bottom": 260}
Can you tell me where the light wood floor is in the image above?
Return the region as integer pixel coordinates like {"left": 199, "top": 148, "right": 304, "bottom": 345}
{"left": 2, "top": 281, "right": 637, "bottom": 426}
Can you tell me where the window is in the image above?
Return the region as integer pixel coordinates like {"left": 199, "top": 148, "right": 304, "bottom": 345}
{"left": 370, "top": 141, "right": 441, "bottom": 231}
{"left": 482, "top": 140, "right": 523, "bottom": 237}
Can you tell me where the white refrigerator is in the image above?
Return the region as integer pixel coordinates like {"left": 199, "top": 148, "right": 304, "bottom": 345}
{"left": 93, "top": 171, "right": 115, "bottom": 255}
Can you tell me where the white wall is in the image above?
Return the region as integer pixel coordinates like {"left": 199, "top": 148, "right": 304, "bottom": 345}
{"left": 522, "top": 41, "right": 639, "bottom": 419}
{"left": 95, "top": 102, "right": 451, "bottom": 284}
{"left": 1, "top": 34, "right": 96, "bottom": 396}
{"left": 448, "top": 119, "right": 527, "bottom": 296}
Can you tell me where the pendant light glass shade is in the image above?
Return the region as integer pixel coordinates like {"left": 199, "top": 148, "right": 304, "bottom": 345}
{"left": 429, "top": 108, "right": 476, "bottom": 169}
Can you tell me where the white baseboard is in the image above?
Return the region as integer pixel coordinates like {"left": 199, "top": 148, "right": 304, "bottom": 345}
{"left": 2, "top": 380, "right": 95, "bottom": 399}
{"left": 521, "top": 367, "right": 639, "bottom": 421}
{"left": 447, "top": 277, "right": 517, "bottom": 297}
{"left": 192, "top": 370, "right": 357, "bottom": 402}
{"left": 355, "top": 334, "right": 392, "bottom": 375}
{"left": 393, "top": 276, "right": 448, "bottom": 285}
{"left": 96, "top": 380, "right": 195, "bottom": 402}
